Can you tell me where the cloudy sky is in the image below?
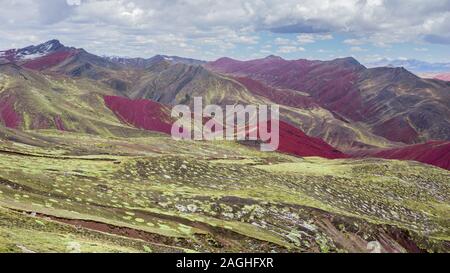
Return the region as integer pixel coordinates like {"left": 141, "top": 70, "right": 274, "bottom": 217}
{"left": 0, "top": 0, "right": 449, "bottom": 63}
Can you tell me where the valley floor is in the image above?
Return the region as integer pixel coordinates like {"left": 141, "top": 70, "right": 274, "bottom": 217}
{"left": 0, "top": 130, "right": 448, "bottom": 253}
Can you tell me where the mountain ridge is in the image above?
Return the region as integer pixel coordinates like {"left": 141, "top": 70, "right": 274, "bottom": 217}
{"left": 366, "top": 58, "right": 450, "bottom": 73}
{"left": 1, "top": 39, "right": 449, "bottom": 169}
{"left": 207, "top": 55, "right": 450, "bottom": 145}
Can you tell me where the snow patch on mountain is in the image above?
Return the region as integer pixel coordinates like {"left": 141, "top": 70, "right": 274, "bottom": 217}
{"left": 0, "top": 40, "right": 66, "bottom": 61}
{"left": 18, "top": 51, "right": 46, "bottom": 60}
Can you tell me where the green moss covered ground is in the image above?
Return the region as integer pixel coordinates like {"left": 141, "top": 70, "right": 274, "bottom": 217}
{"left": 0, "top": 131, "right": 448, "bottom": 253}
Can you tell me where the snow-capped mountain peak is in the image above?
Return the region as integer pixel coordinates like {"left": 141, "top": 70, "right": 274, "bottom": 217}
{"left": 16, "top": 40, "right": 64, "bottom": 60}
{"left": 0, "top": 39, "right": 67, "bottom": 61}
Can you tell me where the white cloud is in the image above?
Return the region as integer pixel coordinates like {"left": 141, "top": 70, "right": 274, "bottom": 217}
{"left": 277, "top": 46, "right": 305, "bottom": 53}
{"left": 274, "top": 37, "right": 291, "bottom": 45}
{"left": 0, "top": 0, "right": 449, "bottom": 59}
{"left": 343, "top": 39, "right": 365, "bottom": 45}
{"left": 350, "top": 46, "right": 367, "bottom": 52}
{"left": 297, "top": 34, "right": 333, "bottom": 44}
{"left": 66, "top": 0, "right": 81, "bottom": 6}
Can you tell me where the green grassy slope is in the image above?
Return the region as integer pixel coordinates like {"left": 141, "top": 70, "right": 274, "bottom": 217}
{"left": 0, "top": 63, "right": 154, "bottom": 137}
{"left": 0, "top": 131, "right": 448, "bottom": 253}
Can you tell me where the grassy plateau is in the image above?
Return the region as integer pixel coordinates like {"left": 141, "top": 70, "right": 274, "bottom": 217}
{"left": 0, "top": 129, "right": 448, "bottom": 253}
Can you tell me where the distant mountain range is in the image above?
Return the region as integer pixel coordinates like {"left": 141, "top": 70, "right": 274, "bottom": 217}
{"left": 104, "top": 55, "right": 206, "bottom": 68}
{"left": 207, "top": 56, "right": 450, "bottom": 144}
{"left": 366, "top": 58, "right": 450, "bottom": 73}
{"left": 0, "top": 40, "right": 206, "bottom": 68}
{"left": 0, "top": 39, "right": 449, "bottom": 169}
{"left": 433, "top": 72, "right": 450, "bottom": 81}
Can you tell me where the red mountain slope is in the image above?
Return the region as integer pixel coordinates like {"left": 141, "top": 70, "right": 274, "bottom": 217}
{"left": 434, "top": 73, "right": 450, "bottom": 82}
{"left": 207, "top": 56, "right": 450, "bottom": 145}
{"left": 103, "top": 95, "right": 347, "bottom": 159}
{"left": 0, "top": 95, "right": 21, "bottom": 128}
{"left": 22, "top": 50, "right": 77, "bottom": 71}
{"left": 362, "top": 141, "right": 450, "bottom": 170}
{"left": 233, "top": 76, "right": 317, "bottom": 109}
{"left": 104, "top": 95, "right": 173, "bottom": 134}
{"left": 0, "top": 40, "right": 84, "bottom": 73}
{"left": 276, "top": 120, "right": 347, "bottom": 159}
{"left": 207, "top": 56, "right": 363, "bottom": 119}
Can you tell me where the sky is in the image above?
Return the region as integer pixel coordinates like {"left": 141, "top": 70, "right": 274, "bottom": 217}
{"left": 0, "top": 0, "right": 449, "bottom": 63}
